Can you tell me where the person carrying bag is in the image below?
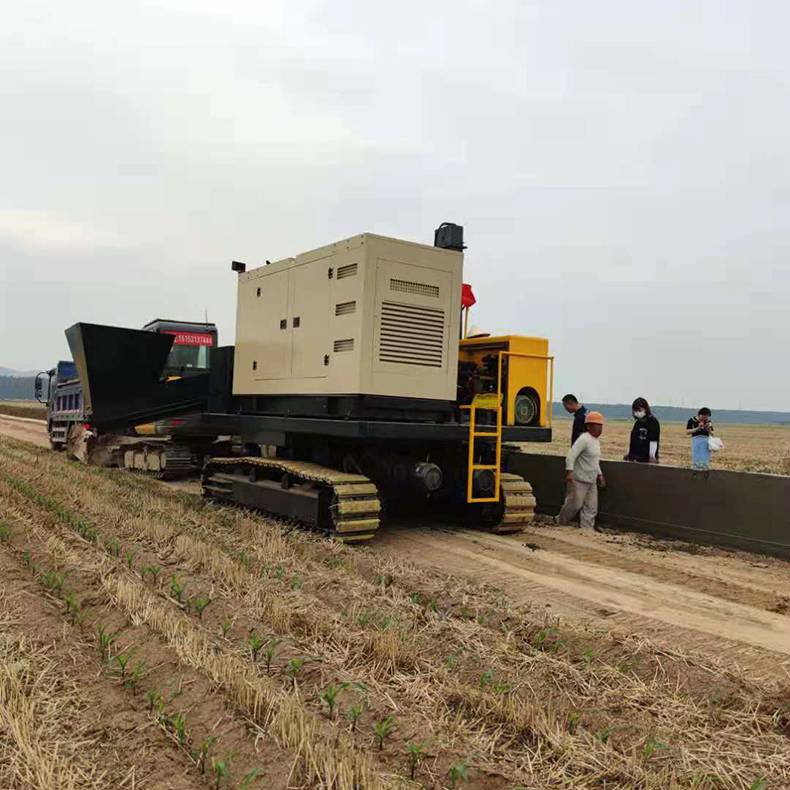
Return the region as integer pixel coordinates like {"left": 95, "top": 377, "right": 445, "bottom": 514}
{"left": 687, "top": 407, "right": 720, "bottom": 469}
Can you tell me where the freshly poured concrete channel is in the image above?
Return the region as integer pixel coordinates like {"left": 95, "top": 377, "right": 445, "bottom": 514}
{"left": 506, "top": 451, "right": 790, "bottom": 559}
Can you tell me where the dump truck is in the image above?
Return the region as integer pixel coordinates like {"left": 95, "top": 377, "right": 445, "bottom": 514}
{"left": 65, "top": 224, "right": 554, "bottom": 540}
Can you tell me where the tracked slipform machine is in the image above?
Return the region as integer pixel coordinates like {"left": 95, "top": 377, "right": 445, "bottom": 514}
{"left": 67, "top": 224, "right": 554, "bottom": 541}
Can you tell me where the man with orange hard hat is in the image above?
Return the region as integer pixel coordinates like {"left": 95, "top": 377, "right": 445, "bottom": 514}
{"left": 556, "top": 410, "right": 606, "bottom": 530}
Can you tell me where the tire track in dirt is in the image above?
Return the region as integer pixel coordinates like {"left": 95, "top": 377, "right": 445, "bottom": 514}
{"left": 377, "top": 525, "right": 790, "bottom": 681}
{"left": 514, "top": 526, "right": 790, "bottom": 614}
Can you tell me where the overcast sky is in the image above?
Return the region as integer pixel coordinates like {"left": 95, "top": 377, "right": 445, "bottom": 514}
{"left": 1, "top": 1, "right": 789, "bottom": 410}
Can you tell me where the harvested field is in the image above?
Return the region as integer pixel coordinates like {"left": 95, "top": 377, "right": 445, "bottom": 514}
{"left": 0, "top": 400, "right": 47, "bottom": 421}
{"left": 0, "top": 434, "right": 788, "bottom": 788}
{"left": 526, "top": 418, "right": 790, "bottom": 475}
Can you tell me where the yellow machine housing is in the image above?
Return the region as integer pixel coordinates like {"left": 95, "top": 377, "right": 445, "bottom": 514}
{"left": 459, "top": 335, "right": 553, "bottom": 427}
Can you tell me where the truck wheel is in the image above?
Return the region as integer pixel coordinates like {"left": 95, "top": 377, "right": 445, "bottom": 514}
{"left": 514, "top": 389, "right": 540, "bottom": 426}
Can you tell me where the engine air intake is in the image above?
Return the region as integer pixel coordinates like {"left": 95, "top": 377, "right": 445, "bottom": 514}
{"left": 337, "top": 263, "right": 358, "bottom": 279}
{"left": 389, "top": 278, "right": 439, "bottom": 298}
{"left": 335, "top": 301, "right": 356, "bottom": 316}
{"left": 378, "top": 301, "right": 445, "bottom": 368}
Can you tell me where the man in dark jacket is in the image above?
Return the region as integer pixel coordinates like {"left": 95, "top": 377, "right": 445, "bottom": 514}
{"left": 562, "top": 394, "right": 588, "bottom": 446}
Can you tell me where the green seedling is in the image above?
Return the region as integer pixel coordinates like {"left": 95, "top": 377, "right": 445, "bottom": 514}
{"left": 192, "top": 596, "right": 211, "bottom": 619}
{"left": 479, "top": 670, "right": 494, "bottom": 689}
{"left": 373, "top": 716, "right": 395, "bottom": 750}
{"left": 22, "top": 550, "right": 33, "bottom": 569}
{"left": 0, "top": 523, "right": 9, "bottom": 541}
{"left": 264, "top": 637, "right": 281, "bottom": 674}
{"left": 249, "top": 631, "right": 264, "bottom": 662}
{"left": 642, "top": 736, "right": 665, "bottom": 759}
{"left": 41, "top": 569, "right": 65, "bottom": 594}
{"left": 239, "top": 549, "right": 249, "bottom": 567}
{"left": 197, "top": 736, "right": 217, "bottom": 774}
{"left": 320, "top": 683, "right": 340, "bottom": 719}
{"left": 406, "top": 742, "right": 427, "bottom": 780}
{"left": 170, "top": 712, "right": 188, "bottom": 746}
{"left": 239, "top": 767, "right": 262, "bottom": 789}
{"left": 618, "top": 655, "right": 641, "bottom": 674}
{"left": 346, "top": 703, "right": 364, "bottom": 733}
{"left": 596, "top": 727, "right": 612, "bottom": 744}
{"left": 749, "top": 779, "right": 768, "bottom": 790}
{"left": 220, "top": 619, "right": 232, "bottom": 638}
{"left": 64, "top": 592, "right": 80, "bottom": 622}
{"left": 409, "top": 592, "right": 422, "bottom": 605}
{"left": 126, "top": 660, "right": 147, "bottom": 694}
{"left": 274, "top": 565, "right": 286, "bottom": 581}
{"left": 449, "top": 761, "right": 469, "bottom": 786}
{"left": 115, "top": 653, "right": 131, "bottom": 680}
{"left": 567, "top": 712, "right": 581, "bottom": 735}
{"left": 105, "top": 539, "right": 121, "bottom": 557}
{"left": 143, "top": 564, "right": 161, "bottom": 582}
{"left": 581, "top": 648, "right": 594, "bottom": 666}
{"left": 212, "top": 756, "right": 230, "bottom": 789}
{"left": 287, "top": 657, "right": 305, "bottom": 679}
{"left": 356, "top": 611, "right": 371, "bottom": 627}
{"left": 169, "top": 575, "right": 184, "bottom": 602}
{"left": 259, "top": 562, "right": 272, "bottom": 579}
{"left": 83, "top": 526, "right": 99, "bottom": 543}
{"left": 534, "top": 626, "right": 561, "bottom": 650}
{"left": 96, "top": 625, "right": 114, "bottom": 660}
{"left": 146, "top": 688, "right": 163, "bottom": 713}
{"left": 445, "top": 654, "right": 458, "bottom": 671}
{"left": 338, "top": 680, "right": 367, "bottom": 693}
{"left": 290, "top": 574, "right": 303, "bottom": 590}
{"left": 125, "top": 551, "right": 136, "bottom": 569}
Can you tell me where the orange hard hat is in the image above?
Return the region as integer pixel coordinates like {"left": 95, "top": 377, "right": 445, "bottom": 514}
{"left": 584, "top": 411, "right": 605, "bottom": 425}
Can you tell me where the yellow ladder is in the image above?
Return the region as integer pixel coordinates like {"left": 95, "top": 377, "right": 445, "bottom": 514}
{"left": 462, "top": 389, "right": 503, "bottom": 503}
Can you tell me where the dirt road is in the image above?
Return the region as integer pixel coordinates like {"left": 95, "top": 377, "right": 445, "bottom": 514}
{"left": 2, "top": 415, "right": 788, "bottom": 683}
{"left": 0, "top": 414, "right": 48, "bottom": 448}
{"left": 377, "top": 522, "right": 790, "bottom": 679}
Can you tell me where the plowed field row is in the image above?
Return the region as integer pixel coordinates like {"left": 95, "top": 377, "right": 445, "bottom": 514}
{"left": 0, "top": 435, "right": 788, "bottom": 788}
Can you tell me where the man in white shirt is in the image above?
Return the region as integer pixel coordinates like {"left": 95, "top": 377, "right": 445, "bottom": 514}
{"left": 557, "top": 411, "right": 606, "bottom": 530}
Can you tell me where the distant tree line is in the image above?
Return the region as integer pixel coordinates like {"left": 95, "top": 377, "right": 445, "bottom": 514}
{"left": 552, "top": 402, "right": 790, "bottom": 425}
{"left": 0, "top": 376, "right": 36, "bottom": 400}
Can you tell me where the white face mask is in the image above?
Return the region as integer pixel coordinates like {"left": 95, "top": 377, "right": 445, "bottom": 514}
{"left": 633, "top": 409, "right": 646, "bottom": 419}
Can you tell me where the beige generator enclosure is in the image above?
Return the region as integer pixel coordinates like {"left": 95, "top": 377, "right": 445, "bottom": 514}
{"left": 233, "top": 234, "right": 463, "bottom": 401}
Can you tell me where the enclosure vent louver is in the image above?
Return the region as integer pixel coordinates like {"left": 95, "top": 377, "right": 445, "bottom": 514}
{"left": 378, "top": 301, "right": 445, "bottom": 368}
{"left": 337, "top": 263, "right": 358, "bottom": 279}
{"left": 333, "top": 338, "right": 354, "bottom": 352}
{"left": 335, "top": 300, "right": 356, "bottom": 316}
{"left": 389, "top": 278, "right": 439, "bottom": 298}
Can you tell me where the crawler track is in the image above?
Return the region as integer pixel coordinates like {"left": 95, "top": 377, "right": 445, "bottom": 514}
{"left": 202, "top": 457, "right": 382, "bottom": 542}
{"left": 494, "top": 473, "right": 537, "bottom": 533}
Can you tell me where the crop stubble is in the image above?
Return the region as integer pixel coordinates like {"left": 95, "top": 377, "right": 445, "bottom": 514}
{"left": 0, "top": 435, "right": 788, "bottom": 789}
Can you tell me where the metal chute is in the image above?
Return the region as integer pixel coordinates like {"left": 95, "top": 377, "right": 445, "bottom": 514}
{"left": 65, "top": 322, "right": 210, "bottom": 431}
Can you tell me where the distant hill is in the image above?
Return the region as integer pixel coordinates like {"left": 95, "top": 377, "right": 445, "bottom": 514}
{"left": 552, "top": 402, "right": 790, "bottom": 425}
{"left": 0, "top": 366, "right": 39, "bottom": 378}
{"left": 0, "top": 376, "right": 36, "bottom": 400}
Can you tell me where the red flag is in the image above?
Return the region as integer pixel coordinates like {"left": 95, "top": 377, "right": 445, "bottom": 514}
{"left": 461, "top": 283, "right": 476, "bottom": 308}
